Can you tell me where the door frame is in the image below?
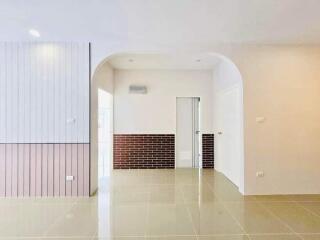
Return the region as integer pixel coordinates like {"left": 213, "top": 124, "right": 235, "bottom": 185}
{"left": 175, "top": 96, "right": 201, "bottom": 168}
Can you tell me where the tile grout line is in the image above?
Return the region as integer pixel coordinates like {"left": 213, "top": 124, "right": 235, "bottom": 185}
{"left": 295, "top": 200, "right": 320, "bottom": 218}
{"left": 294, "top": 200, "right": 320, "bottom": 239}
{"left": 203, "top": 178, "right": 251, "bottom": 240}
{"left": 179, "top": 186, "right": 199, "bottom": 240}
{"left": 144, "top": 189, "right": 151, "bottom": 239}
{"left": 254, "top": 200, "right": 304, "bottom": 240}
{"left": 42, "top": 200, "right": 78, "bottom": 238}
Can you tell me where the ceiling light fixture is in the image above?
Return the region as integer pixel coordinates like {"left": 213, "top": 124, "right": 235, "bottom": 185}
{"left": 128, "top": 59, "right": 134, "bottom": 63}
{"left": 29, "top": 29, "right": 40, "bottom": 38}
{"left": 196, "top": 59, "right": 201, "bottom": 62}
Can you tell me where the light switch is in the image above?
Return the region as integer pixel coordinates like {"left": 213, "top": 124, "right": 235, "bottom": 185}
{"left": 66, "top": 118, "right": 76, "bottom": 124}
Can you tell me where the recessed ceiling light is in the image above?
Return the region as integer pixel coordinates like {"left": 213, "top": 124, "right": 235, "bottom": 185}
{"left": 29, "top": 29, "right": 40, "bottom": 38}
{"left": 128, "top": 59, "right": 134, "bottom": 63}
{"left": 196, "top": 59, "right": 201, "bottom": 62}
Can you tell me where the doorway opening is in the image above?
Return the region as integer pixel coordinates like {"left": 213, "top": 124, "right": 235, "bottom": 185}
{"left": 176, "top": 97, "right": 201, "bottom": 168}
{"left": 91, "top": 52, "right": 244, "bottom": 194}
{"left": 98, "top": 89, "right": 112, "bottom": 185}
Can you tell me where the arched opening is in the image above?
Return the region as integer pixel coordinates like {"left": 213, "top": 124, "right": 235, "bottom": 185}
{"left": 91, "top": 60, "right": 114, "bottom": 194}
{"left": 211, "top": 55, "right": 244, "bottom": 193}
{"left": 91, "top": 52, "right": 244, "bottom": 194}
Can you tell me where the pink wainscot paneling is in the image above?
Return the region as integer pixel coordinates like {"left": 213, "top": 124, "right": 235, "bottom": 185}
{"left": 0, "top": 143, "right": 90, "bottom": 198}
{"left": 0, "top": 144, "right": 5, "bottom": 197}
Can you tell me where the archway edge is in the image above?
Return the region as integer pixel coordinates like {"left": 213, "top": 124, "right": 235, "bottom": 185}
{"left": 92, "top": 50, "right": 243, "bottom": 81}
{"left": 91, "top": 50, "right": 245, "bottom": 195}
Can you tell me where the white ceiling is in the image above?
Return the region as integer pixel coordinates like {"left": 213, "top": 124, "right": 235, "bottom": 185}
{"left": 1, "top": 0, "right": 320, "bottom": 45}
{"left": 108, "top": 54, "right": 221, "bottom": 70}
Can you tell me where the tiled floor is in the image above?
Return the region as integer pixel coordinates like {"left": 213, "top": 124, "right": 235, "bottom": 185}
{"left": 1, "top": 169, "right": 320, "bottom": 239}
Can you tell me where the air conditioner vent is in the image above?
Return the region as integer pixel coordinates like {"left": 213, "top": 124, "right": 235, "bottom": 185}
{"left": 129, "top": 85, "right": 147, "bottom": 94}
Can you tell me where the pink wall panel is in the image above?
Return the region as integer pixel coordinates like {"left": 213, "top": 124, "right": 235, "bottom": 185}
{"left": 30, "top": 144, "right": 36, "bottom": 197}
{"left": 59, "top": 144, "right": 66, "bottom": 196}
{"left": 71, "top": 144, "right": 78, "bottom": 196}
{"left": 11, "top": 144, "right": 18, "bottom": 197}
{"left": 18, "top": 144, "right": 24, "bottom": 197}
{"left": 5, "top": 144, "right": 12, "bottom": 197}
{"left": 47, "top": 144, "right": 54, "bottom": 197}
{"left": 35, "top": 144, "right": 42, "bottom": 196}
{"left": 65, "top": 144, "right": 72, "bottom": 196}
{"left": 0, "top": 144, "right": 5, "bottom": 197}
{"left": 84, "top": 144, "right": 90, "bottom": 196}
{"left": 0, "top": 143, "right": 90, "bottom": 197}
{"left": 42, "top": 144, "right": 48, "bottom": 197}
{"left": 77, "top": 144, "right": 84, "bottom": 196}
{"left": 23, "top": 144, "right": 30, "bottom": 196}
{"left": 53, "top": 144, "right": 60, "bottom": 196}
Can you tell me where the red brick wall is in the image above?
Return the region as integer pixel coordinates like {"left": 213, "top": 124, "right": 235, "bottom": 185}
{"left": 113, "top": 134, "right": 175, "bottom": 169}
{"left": 202, "top": 134, "right": 214, "bottom": 168}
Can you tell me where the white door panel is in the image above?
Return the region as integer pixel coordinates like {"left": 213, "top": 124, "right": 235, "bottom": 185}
{"left": 176, "top": 97, "right": 200, "bottom": 168}
{"left": 216, "top": 87, "right": 241, "bottom": 186}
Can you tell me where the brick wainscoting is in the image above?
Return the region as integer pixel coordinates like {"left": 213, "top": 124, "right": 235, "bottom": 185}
{"left": 202, "top": 134, "right": 214, "bottom": 168}
{"left": 113, "top": 134, "right": 175, "bottom": 169}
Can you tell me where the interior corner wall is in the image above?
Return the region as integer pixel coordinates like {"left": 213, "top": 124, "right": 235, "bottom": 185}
{"left": 212, "top": 60, "right": 243, "bottom": 190}
{"left": 90, "top": 62, "right": 114, "bottom": 195}
{"left": 234, "top": 46, "right": 320, "bottom": 195}
{"left": 0, "top": 42, "right": 90, "bottom": 197}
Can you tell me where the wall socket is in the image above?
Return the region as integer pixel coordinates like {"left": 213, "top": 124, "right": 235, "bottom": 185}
{"left": 66, "top": 176, "right": 74, "bottom": 181}
{"left": 256, "top": 171, "right": 264, "bottom": 178}
{"left": 256, "top": 117, "right": 266, "bottom": 123}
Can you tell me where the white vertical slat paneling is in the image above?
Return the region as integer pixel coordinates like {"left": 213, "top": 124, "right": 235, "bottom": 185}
{"left": 35, "top": 43, "right": 42, "bottom": 143}
{"left": 59, "top": 43, "right": 67, "bottom": 143}
{"left": 71, "top": 43, "right": 78, "bottom": 142}
{"left": 12, "top": 44, "right": 17, "bottom": 143}
{"left": 65, "top": 43, "right": 73, "bottom": 143}
{"left": 0, "top": 42, "right": 90, "bottom": 143}
{"left": 79, "top": 42, "right": 90, "bottom": 143}
{"left": 0, "top": 42, "right": 90, "bottom": 198}
{"left": 6, "top": 44, "right": 13, "bottom": 143}
{"left": 29, "top": 43, "right": 37, "bottom": 143}
{"left": 47, "top": 43, "right": 55, "bottom": 143}
{"left": 53, "top": 44, "right": 60, "bottom": 143}
{"left": 0, "top": 43, "right": 6, "bottom": 142}
{"left": 24, "top": 43, "right": 31, "bottom": 142}
{"left": 18, "top": 43, "right": 25, "bottom": 143}
{"left": 83, "top": 43, "right": 90, "bottom": 143}
{"left": 41, "top": 45, "right": 49, "bottom": 143}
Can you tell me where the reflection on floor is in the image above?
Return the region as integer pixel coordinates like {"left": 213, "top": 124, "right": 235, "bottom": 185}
{"left": 1, "top": 169, "right": 320, "bottom": 239}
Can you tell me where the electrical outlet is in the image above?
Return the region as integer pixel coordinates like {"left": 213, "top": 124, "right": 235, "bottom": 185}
{"left": 256, "top": 117, "right": 266, "bottom": 123}
{"left": 256, "top": 171, "right": 264, "bottom": 178}
{"left": 66, "top": 175, "right": 74, "bottom": 181}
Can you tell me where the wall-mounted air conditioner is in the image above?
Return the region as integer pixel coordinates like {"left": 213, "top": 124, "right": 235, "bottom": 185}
{"left": 129, "top": 85, "right": 147, "bottom": 94}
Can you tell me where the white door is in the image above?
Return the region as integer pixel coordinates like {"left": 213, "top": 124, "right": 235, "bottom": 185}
{"left": 176, "top": 97, "right": 200, "bottom": 168}
{"left": 98, "top": 89, "right": 113, "bottom": 181}
{"left": 216, "top": 87, "right": 241, "bottom": 186}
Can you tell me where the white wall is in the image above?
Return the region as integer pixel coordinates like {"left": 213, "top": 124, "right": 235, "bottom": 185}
{"left": 91, "top": 62, "right": 114, "bottom": 195}
{"left": 0, "top": 42, "right": 90, "bottom": 143}
{"left": 234, "top": 46, "right": 320, "bottom": 195}
{"left": 212, "top": 60, "right": 243, "bottom": 191}
{"left": 114, "top": 69, "right": 213, "bottom": 134}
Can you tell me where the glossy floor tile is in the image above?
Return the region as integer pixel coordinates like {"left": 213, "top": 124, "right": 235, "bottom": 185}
{"left": 0, "top": 169, "right": 320, "bottom": 239}
{"left": 248, "top": 234, "right": 301, "bottom": 240}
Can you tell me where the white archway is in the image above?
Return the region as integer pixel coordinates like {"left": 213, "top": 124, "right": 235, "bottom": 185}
{"left": 90, "top": 51, "right": 244, "bottom": 194}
